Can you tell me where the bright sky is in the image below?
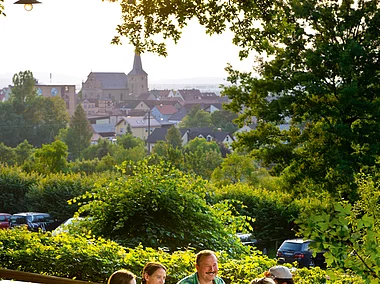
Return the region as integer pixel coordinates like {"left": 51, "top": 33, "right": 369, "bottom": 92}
{"left": 0, "top": 0, "right": 255, "bottom": 87}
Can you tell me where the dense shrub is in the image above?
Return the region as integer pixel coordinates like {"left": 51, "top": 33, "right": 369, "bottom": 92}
{"left": 210, "top": 184, "right": 300, "bottom": 245}
{"left": 73, "top": 160, "right": 247, "bottom": 255}
{"left": 0, "top": 228, "right": 365, "bottom": 284}
{"left": 25, "top": 173, "right": 99, "bottom": 222}
{"left": 0, "top": 165, "right": 37, "bottom": 213}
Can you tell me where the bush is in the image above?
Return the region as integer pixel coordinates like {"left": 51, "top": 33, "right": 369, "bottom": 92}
{"left": 25, "top": 172, "right": 98, "bottom": 222}
{"left": 0, "top": 165, "right": 37, "bottom": 213}
{"left": 74, "top": 160, "right": 248, "bottom": 256}
{"left": 210, "top": 183, "right": 300, "bottom": 246}
{"left": 0, "top": 228, "right": 365, "bottom": 284}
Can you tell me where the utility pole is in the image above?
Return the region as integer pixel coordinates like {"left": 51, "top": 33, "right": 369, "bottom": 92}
{"left": 147, "top": 109, "right": 151, "bottom": 155}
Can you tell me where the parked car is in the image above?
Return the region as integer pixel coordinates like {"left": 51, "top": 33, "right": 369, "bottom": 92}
{"left": 236, "top": 233, "right": 258, "bottom": 246}
{"left": 276, "top": 238, "right": 326, "bottom": 268}
{"left": 0, "top": 213, "right": 11, "bottom": 229}
{"left": 9, "top": 212, "right": 57, "bottom": 232}
{"left": 52, "top": 217, "right": 85, "bottom": 236}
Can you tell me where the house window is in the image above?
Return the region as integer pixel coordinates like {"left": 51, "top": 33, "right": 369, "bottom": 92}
{"left": 226, "top": 136, "right": 229, "bottom": 141}
{"left": 206, "top": 135, "right": 212, "bottom": 142}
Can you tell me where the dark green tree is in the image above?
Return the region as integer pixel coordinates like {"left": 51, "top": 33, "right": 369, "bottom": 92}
{"left": 9, "top": 70, "right": 37, "bottom": 114}
{"left": 0, "top": 142, "right": 15, "bottom": 165}
{"left": 183, "top": 138, "right": 223, "bottom": 179}
{"left": 179, "top": 105, "right": 212, "bottom": 129}
{"left": 1, "top": 71, "right": 69, "bottom": 147}
{"left": 63, "top": 105, "right": 93, "bottom": 160}
{"left": 29, "top": 140, "right": 68, "bottom": 174}
{"left": 211, "top": 152, "right": 261, "bottom": 187}
{"left": 165, "top": 125, "right": 183, "bottom": 149}
{"left": 14, "top": 140, "right": 34, "bottom": 166}
{"left": 108, "top": 0, "right": 380, "bottom": 199}
{"left": 0, "top": 102, "right": 26, "bottom": 147}
{"left": 151, "top": 141, "right": 185, "bottom": 169}
{"left": 117, "top": 133, "right": 144, "bottom": 149}
{"left": 110, "top": 0, "right": 380, "bottom": 199}
{"left": 210, "top": 109, "right": 238, "bottom": 133}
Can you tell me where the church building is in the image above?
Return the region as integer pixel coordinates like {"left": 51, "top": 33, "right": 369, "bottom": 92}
{"left": 81, "top": 53, "right": 148, "bottom": 102}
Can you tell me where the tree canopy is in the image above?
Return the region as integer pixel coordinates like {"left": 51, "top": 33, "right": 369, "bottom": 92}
{"left": 62, "top": 105, "right": 93, "bottom": 160}
{"left": 0, "top": 71, "right": 69, "bottom": 148}
{"left": 108, "top": 0, "right": 380, "bottom": 199}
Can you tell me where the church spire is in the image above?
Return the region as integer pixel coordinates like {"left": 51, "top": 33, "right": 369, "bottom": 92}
{"left": 128, "top": 52, "right": 148, "bottom": 76}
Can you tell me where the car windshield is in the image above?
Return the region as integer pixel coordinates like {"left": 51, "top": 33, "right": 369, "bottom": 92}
{"left": 33, "top": 215, "right": 53, "bottom": 222}
{"left": 10, "top": 215, "right": 31, "bottom": 225}
{"left": 279, "top": 242, "right": 303, "bottom": 251}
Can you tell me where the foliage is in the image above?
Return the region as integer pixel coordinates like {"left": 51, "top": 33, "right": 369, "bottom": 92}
{"left": 0, "top": 140, "right": 34, "bottom": 167}
{"left": 183, "top": 138, "right": 223, "bottom": 179}
{"left": 211, "top": 152, "right": 269, "bottom": 187}
{"left": 210, "top": 109, "right": 238, "bottom": 133}
{"left": 95, "top": 153, "right": 118, "bottom": 172}
{"left": 82, "top": 139, "right": 116, "bottom": 160}
{"left": 211, "top": 183, "right": 300, "bottom": 247}
{"left": 299, "top": 173, "right": 380, "bottom": 282}
{"left": 0, "top": 0, "right": 4, "bottom": 16}
{"left": 110, "top": 0, "right": 380, "bottom": 200}
{"left": 0, "top": 102, "right": 26, "bottom": 147}
{"left": 0, "top": 165, "right": 37, "bottom": 213}
{"left": 0, "top": 142, "right": 16, "bottom": 165}
{"left": 25, "top": 140, "right": 68, "bottom": 174}
{"left": 0, "top": 227, "right": 365, "bottom": 283}
{"left": 179, "top": 105, "right": 212, "bottom": 129}
{"left": 223, "top": 0, "right": 380, "bottom": 200}
{"left": 68, "top": 158, "right": 100, "bottom": 174}
{"left": 0, "top": 227, "right": 128, "bottom": 283}
{"left": 63, "top": 105, "right": 93, "bottom": 161}
{"left": 166, "top": 125, "right": 183, "bottom": 149}
{"left": 0, "top": 71, "right": 69, "bottom": 148}
{"left": 73, "top": 159, "right": 247, "bottom": 255}
{"left": 151, "top": 142, "right": 185, "bottom": 170}
{"left": 112, "top": 144, "right": 147, "bottom": 164}
{"left": 9, "top": 70, "right": 38, "bottom": 113}
{"left": 25, "top": 172, "right": 97, "bottom": 221}
{"left": 117, "top": 133, "right": 145, "bottom": 149}
{"left": 14, "top": 140, "right": 35, "bottom": 166}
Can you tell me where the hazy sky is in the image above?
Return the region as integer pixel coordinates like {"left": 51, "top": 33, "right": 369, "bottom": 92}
{"left": 0, "top": 0, "right": 254, "bottom": 86}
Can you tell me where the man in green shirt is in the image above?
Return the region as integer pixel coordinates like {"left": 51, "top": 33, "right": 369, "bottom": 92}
{"left": 177, "top": 250, "right": 225, "bottom": 284}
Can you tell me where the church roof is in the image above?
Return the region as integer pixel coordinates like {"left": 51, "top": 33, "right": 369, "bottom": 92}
{"left": 90, "top": 72, "right": 128, "bottom": 89}
{"left": 128, "top": 53, "right": 148, "bottom": 76}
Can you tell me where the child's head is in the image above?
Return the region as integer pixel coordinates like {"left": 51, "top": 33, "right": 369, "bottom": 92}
{"left": 108, "top": 269, "right": 137, "bottom": 284}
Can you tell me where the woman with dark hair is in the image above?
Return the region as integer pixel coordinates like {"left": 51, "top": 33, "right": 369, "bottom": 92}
{"left": 142, "top": 262, "right": 167, "bottom": 284}
{"left": 108, "top": 269, "right": 136, "bottom": 284}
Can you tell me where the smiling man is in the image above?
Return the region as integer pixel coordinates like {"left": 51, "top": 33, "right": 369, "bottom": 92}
{"left": 177, "top": 250, "right": 225, "bottom": 284}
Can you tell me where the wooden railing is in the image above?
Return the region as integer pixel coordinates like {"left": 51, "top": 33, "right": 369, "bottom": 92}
{"left": 0, "top": 268, "right": 100, "bottom": 284}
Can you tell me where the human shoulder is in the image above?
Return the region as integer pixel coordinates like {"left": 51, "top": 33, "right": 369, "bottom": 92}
{"left": 177, "top": 273, "right": 198, "bottom": 284}
{"left": 213, "top": 276, "right": 225, "bottom": 284}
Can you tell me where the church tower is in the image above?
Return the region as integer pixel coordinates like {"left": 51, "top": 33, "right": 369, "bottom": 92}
{"left": 127, "top": 53, "right": 148, "bottom": 99}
